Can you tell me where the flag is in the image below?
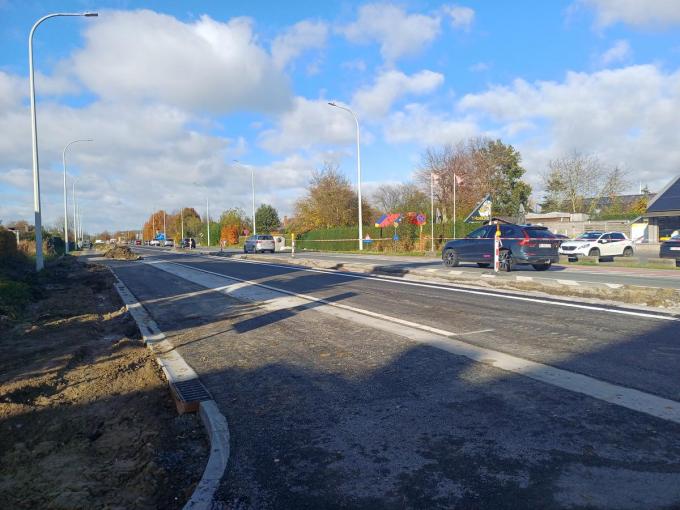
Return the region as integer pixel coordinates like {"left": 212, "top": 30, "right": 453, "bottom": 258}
{"left": 454, "top": 174, "right": 463, "bottom": 185}
{"left": 464, "top": 194, "right": 492, "bottom": 223}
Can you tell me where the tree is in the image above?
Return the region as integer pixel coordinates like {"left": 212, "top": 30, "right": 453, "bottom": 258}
{"left": 541, "top": 153, "right": 628, "bottom": 214}
{"left": 417, "top": 137, "right": 532, "bottom": 218}
{"left": 221, "top": 225, "right": 239, "bottom": 245}
{"left": 219, "top": 208, "right": 250, "bottom": 233}
{"left": 255, "top": 204, "right": 280, "bottom": 233}
{"left": 291, "top": 162, "right": 374, "bottom": 232}
{"left": 373, "top": 183, "right": 428, "bottom": 214}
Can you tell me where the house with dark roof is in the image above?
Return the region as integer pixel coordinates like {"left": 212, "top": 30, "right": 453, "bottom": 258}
{"left": 642, "top": 176, "right": 680, "bottom": 241}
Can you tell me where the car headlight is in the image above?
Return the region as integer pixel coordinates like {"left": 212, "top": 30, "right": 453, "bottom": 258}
{"left": 581, "top": 243, "right": 590, "bottom": 248}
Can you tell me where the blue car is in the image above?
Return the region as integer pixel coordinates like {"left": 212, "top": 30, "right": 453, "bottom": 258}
{"left": 442, "top": 222, "right": 560, "bottom": 272}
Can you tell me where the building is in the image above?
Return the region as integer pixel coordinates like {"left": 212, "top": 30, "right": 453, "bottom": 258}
{"left": 641, "top": 176, "right": 680, "bottom": 242}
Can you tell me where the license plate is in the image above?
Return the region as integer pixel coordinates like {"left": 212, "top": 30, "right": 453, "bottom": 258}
{"left": 539, "top": 243, "right": 551, "bottom": 248}
{"left": 671, "top": 247, "right": 680, "bottom": 251}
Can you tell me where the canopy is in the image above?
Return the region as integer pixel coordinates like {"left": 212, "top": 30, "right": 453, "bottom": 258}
{"left": 375, "top": 213, "right": 402, "bottom": 228}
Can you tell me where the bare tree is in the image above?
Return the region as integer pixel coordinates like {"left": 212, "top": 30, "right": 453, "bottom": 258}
{"left": 372, "top": 183, "right": 428, "bottom": 213}
{"left": 542, "top": 153, "right": 629, "bottom": 214}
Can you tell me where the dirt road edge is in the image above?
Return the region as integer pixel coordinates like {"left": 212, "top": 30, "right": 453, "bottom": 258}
{"left": 110, "top": 272, "right": 230, "bottom": 510}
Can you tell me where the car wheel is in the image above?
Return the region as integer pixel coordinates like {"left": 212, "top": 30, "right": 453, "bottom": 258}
{"left": 532, "top": 262, "right": 551, "bottom": 271}
{"left": 477, "top": 263, "right": 490, "bottom": 268}
{"left": 443, "top": 249, "right": 459, "bottom": 267}
{"left": 623, "top": 247, "right": 634, "bottom": 257}
{"left": 588, "top": 248, "right": 600, "bottom": 258}
{"left": 499, "top": 249, "right": 513, "bottom": 272}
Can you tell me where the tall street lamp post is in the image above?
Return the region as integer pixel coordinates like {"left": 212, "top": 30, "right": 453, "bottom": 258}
{"left": 30, "top": 11, "right": 98, "bottom": 270}
{"left": 62, "top": 139, "right": 92, "bottom": 253}
{"left": 234, "top": 160, "right": 256, "bottom": 236}
{"left": 328, "top": 102, "right": 363, "bottom": 250}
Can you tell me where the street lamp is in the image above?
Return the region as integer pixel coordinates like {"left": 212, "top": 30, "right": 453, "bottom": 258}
{"left": 328, "top": 102, "right": 363, "bottom": 250}
{"left": 30, "top": 11, "right": 98, "bottom": 270}
{"left": 234, "top": 160, "right": 256, "bottom": 236}
{"left": 62, "top": 139, "right": 92, "bottom": 253}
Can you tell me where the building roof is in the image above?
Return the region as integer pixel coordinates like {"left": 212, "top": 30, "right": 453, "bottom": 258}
{"left": 646, "top": 176, "right": 680, "bottom": 214}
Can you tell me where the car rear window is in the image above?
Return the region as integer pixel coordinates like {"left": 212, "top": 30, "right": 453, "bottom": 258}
{"left": 259, "top": 235, "right": 274, "bottom": 240}
{"left": 523, "top": 228, "right": 555, "bottom": 239}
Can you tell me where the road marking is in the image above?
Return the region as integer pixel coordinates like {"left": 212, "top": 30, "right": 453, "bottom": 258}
{"left": 557, "top": 279, "right": 579, "bottom": 286}
{"left": 480, "top": 274, "right": 496, "bottom": 278}
{"left": 135, "top": 248, "right": 679, "bottom": 322}
{"left": 202, "top": 255, "right": 679, "bottom": 322}
{"left": 144, "top": 258, "right": 680, "bottom": 425}
{"left": 515, "top": 276, "right": 533, "bottom": 282}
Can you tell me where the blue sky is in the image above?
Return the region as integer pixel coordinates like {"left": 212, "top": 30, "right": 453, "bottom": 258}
{"left": 2, "top": 0, "right": 680, "bottom": 232}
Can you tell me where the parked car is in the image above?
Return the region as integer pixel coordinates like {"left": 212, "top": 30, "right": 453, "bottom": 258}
{"left": 442, "top": 222, "right": 559, "bottom": 272}
{"left": 659, "top": 232, "right": 680, "bottom": 264}
{"left": 181, "top": 238, "right": 196, "bottom": 249}
{"left": 81, "top": 240, "right": 92, "bottom": 249}
{"left": 244, "top": 234, "right": 275, "bottom": 253}
{"left": 149, "top": 239, "right": 160, "bottom": 246}
{"left": 134, "top": 239, "right": 142, "bottom": 246}
{"left": 559, "top": 231, "right": 634, "bottom": 259}
{"left": 163, "top": 239, "right": 174, "bottom": 247}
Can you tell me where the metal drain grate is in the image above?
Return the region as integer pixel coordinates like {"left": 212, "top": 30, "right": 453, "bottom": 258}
{"left": 172, "top": 378, "right": 211, "bottom": 403}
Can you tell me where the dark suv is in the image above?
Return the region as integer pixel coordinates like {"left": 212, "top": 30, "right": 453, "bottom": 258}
{"left": 442, "top": 222, "right": 560, "bottom": 271}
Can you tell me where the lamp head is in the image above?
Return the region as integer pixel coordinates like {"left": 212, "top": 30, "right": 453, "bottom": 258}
{"left": 328, "top": 102, "right": 336, "bottom": 106}
{"left": 84, "top": 12, "right": 98, "bottom": 17}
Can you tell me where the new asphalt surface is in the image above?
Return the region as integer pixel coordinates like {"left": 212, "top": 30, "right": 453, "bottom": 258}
{"left": 100, "top": 248, "right": 680, "bottom": 509}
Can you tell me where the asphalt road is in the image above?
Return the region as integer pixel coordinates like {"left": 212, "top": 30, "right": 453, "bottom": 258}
{"left": 102, "top": 247, "right": 680, "bottom": 509}
{"left": 244, "top": 249, "right": 680, "bottom": 290}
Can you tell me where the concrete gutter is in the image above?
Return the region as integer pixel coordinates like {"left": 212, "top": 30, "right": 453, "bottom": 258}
{"left": 111, "top": 273, "right": 229, "bottom": 510}
{"left": 229, "top": 253, "right": 680, "bottom": 310}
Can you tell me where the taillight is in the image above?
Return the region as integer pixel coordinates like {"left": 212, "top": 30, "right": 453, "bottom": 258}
{"left": 519, "top": 230, "right": 531, "bottom": 246}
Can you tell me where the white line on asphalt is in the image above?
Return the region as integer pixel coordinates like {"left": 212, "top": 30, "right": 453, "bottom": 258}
{"left": 557, "top": 279, "right": 579, "bottom": 286}
{"left": 190, "top": 253, "right": 679, "bottom": 322}
{"left": 146, "top": 259, "right": 680, "bottom": 425}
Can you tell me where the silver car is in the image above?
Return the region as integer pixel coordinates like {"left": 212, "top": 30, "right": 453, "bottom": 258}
{"left": 244, "top": 235, "right": 275, "bottom": 253}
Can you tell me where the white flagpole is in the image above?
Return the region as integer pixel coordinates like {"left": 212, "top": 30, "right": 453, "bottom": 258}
{"left": 430, "top": 172, "right": 434, "bottom": 252}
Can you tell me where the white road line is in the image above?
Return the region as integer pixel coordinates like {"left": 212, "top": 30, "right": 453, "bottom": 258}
{"left": 188, "top": 253, "right": 678, "bottom": 322}
{"left": 145, "top": 259, "right": 680, "bottom": 425}
{"left": 557, "top": 279, "right": 579, "bottom": 286}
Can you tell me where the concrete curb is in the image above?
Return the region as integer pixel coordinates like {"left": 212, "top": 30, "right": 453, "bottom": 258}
{"left": 110, "top": 272, "right": 229, "bottom": 510}
{"left": 231, "top": 253, "right": 680, "bottom": 310}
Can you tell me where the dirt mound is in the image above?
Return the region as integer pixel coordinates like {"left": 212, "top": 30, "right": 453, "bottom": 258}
{"left": 0, "top": 258, "right": 206, "bottom": 509}
{"left": 104, "top": 245, "right": 141, "bottom": 260}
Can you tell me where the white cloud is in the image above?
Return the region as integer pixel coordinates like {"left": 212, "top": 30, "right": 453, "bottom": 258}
{"left": 258, "top": 97, "right": 357, "bottom": 153}
{"left": 352, "top": 69, "right": 444, "bottom": 118}
{"left": 469, "top": 62, "right": 491, "bottom": 72}
{"left": 71, "top": 10, "right": 291, "bottom": 113}
{"left": 384, "top": 103, "right": 479, "bottom": 146}
{"left": 443, "top": 5, "right": 475, "bottom": 30}
{"left": 459, "top": 64, "right": 680, "bottom": 191}
{"left": 580, "top": 0, "right": 680, "bottom": 28}
{"left": 599, "top": 40, "right": 631, "bottom": 66}
{"left": 271, "top": 19, "right": 328, "bottom": 69}
{"left": 340, "top": 3, "right": 441, "bottom": 62}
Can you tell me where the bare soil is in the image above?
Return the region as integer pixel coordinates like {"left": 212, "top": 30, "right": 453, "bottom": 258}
{"left": 0, "top": 256, "right": 207, "bottom": 509}
{"left": 104, "top": 245, "right": 141, "bottom": 260}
